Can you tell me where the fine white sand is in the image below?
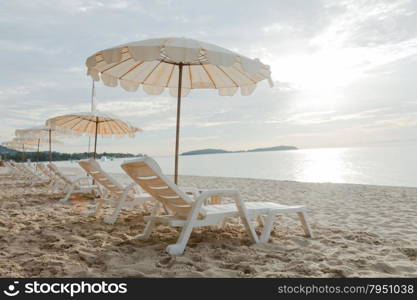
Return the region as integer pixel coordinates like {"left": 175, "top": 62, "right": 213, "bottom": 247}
{"left": 0, "top": 166, "right": 416, "bottom": 277}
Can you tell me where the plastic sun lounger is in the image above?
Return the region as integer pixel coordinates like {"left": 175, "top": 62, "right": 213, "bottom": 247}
{"left": 47, "top": 163, "right": 101, "bottom": 203}
{"left": 36, "top": 163, "right": 54, "bottom": 180}
{"left": 22, "top": 163, "right": 50, "bottom": 182}
{"left": 37, "top": 163, "right": 62, "bottom": 192}
{"left": 11, "top": 162, "right": 49, "bottom": 185}
{"left": 78, "top": 159, "right": 153, "bottom": 224}
{"left": 3, "top": 161, "right": 24, "bottom": 178}
{"left": 121, "top": 156, "right": 314, "bottom": 256}
{"left": 7, "top": 162, "right": 31, "bottom": 179}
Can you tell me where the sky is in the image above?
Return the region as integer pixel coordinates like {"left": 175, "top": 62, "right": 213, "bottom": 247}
{"left": 1, "top": 0, "right": 417, "bottom": 156}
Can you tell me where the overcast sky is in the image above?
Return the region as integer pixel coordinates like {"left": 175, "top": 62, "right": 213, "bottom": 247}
{"left": 1, "top": 0, "right": 417, "bottom": 155}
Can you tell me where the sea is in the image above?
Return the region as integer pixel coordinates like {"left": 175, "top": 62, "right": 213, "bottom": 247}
{"left": 54, "top": 145, "right": 417, "bottom": 188}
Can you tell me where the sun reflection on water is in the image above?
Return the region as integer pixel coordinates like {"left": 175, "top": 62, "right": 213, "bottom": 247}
{"left": 295, "top": 148, "right": 349, "bottom": 183}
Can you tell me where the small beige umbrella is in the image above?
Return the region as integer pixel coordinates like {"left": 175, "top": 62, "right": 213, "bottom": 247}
{"left": 15, "top": 125, "right": 65, "bottom": 163}
{"left": 46, "top": 111, "right": 140, "bottom": 159}
{"left": 85, "top": 37, "right": 273, "bottom": 183}
{"left": 2, "top": 138, "right": 38, "bottom": 161}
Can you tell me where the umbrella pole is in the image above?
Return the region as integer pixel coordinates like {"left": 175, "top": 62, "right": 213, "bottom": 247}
{"left": 22, "top": 144, "right": 25, "bottom": 162}
{"left": 88, "top": 136, "right": 91, "bottom": 158}
{"left": 36, "top": 138, "right": 40, "bottom": 170}
{"left": 88, "top": 79, "right": 96, "bottom": 158}
{"left": 49, "top": 129, "right": 52, "bottom": 163}
{"left": 174, "top": 62, "right": 183, "bottom": 184}
{"left": 93, "top": 117, "right": 98, "bottom": 160}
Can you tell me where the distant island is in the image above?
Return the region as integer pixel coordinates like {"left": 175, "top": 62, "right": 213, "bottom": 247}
{"left": 181, "top": 145, "right": 298, "bottom": 156}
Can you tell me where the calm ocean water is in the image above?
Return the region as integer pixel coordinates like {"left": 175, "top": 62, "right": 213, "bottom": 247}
{"left": 54, "top": 145, "right": 417, "bottom": 188}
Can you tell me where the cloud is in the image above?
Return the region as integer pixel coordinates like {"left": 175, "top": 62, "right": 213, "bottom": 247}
{"left": 1, "top": 0, "right": 417, "bottom": 153}
{"left": 96, "top": 97, "right": 174, "bottom": 118}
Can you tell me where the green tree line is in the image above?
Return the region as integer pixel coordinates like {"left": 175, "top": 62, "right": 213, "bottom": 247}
{"left": 0, "top": 151, "right": 138, "bottom": 162}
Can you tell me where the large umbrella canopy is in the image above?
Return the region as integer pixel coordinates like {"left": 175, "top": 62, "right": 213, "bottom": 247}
{"left": 46, "top": 111, "right": 140, "bottom": 159}
{"left": 86, "top": 37, "right": 273, "bottom": 96}
{"left": 15, "top": 125, "right": 65, "bottom": 162}
{"left": 85, "top": 37, "right": 273, "bottom": 183}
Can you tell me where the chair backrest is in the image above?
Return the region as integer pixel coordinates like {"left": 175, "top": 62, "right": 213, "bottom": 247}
{"left": 47, "top": 163, "right": 72, "bottom": 185}
{"left": 14, "top": 163, "right": 32, "bottom": 176}
{"left": 4, "top": 161, "right": 13, "bottom": 169}
{"left": 78, "top": 159, "right": 128, "bottom": 200}
{"left": 13, "top": 162, "right": 28, "bottom": 176}
{"left": 21, "top": 163, "right": 37, "bottom": 176}
{"left": 37, "top": 163, "right": 52, "bottom": 179}
{"left": 121, "top": 156, "right": 194, "bottom": 216}
{"left": 4, "top": 161, "right": 17, "bottom": 173}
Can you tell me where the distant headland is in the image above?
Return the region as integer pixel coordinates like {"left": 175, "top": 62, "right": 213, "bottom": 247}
{"left": 181, "top": 145, "right": 298, "bottom": 156}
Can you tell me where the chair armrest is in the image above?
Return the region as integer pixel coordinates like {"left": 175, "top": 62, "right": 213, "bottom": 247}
{"left": 180, "top": 186, "right": 201, "bottom": 198}
{"left": 123, "top": 182, "right": 136, "bottom": 196}
{"left": 197, "top": 189, "right": 239, "bottom": 200}
{"left": 74, "top": 176, "right": 93, "bottom": 185}
{"left": 130, "top": 183, "right": 144, "bottom": 195}
{"left": 195, "top": 189, "right": 239, "bottom": 206}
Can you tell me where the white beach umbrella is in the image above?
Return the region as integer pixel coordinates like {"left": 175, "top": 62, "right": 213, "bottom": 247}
{"left": 46, "top": 111, "right": 140, "bottom": 159}
{"left": 15, "top": 125, "right": 65, "bottom": 162}
{"left": 2, "top": 138, "right": 38, "bottom": 161}
{"left": 3, "top": 139, "right": 38, "bottom": 151}
{"left": 85, "top": 37, "right": 273, "bottom": 183}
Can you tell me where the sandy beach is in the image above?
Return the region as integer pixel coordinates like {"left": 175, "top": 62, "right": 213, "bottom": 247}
{"left": 0, "top": 166, "right": 416, "bottom": 278}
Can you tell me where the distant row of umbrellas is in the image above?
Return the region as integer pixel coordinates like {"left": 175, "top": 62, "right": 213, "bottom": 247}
{"left": 2, "top": 112, "right": 139, "bottom": 162}
{"left": 3, "top": 37, "right": 272, "bottom": 181}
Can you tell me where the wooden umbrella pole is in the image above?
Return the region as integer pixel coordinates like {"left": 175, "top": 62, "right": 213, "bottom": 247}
{"left": 22, "top": 143, "right": 25, "bottom": 162}
{"left": 174, "top": 62, "right": 183, "bottom": 184}
{"left": 49, "top": 129, "right": 52, "bottom": 163}
{"left": 88, "top": 137, "right": 91, "bottom": 158}
{"left": 93, "top": 117, "right": 99, "bottom": 160}
{"left": 88, "top": 79, "right": 96, "bottom": 157}
{"left": 36, "top": 138, "right": 40, "bottom": 170}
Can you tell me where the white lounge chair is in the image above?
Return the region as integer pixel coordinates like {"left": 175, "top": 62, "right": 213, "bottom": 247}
{"left": 121, "top": 156, "right": 313, "bottom": 255}
{"left": 37, "top": 163, "right": 54, "bottom": 179}
{"left": 47, "top": 163, "right": 102, "bottom": 203}
{"left": 3, "top": 161, "right": 24, "bottom": 178}
{"left": 78, "top": 159, "right": 153, "bottom": 224}
{"left": 37, "top": 163, "right": 63, "bottom": 191}
{"left": 28, "top": 163, "right": 51, "bottom": 184}
{"left": 7, "top": 162, "right": 30, "bottom": 179}
{"left": 12, "top": 162, "right": 49, "bottom": 185}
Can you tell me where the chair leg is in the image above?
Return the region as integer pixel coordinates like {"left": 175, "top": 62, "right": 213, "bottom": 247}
{"left": 297, "top": 211, "right": 314, "bottom": 238}
{"left": 103, "top": 197, "right": 125, "bottom": 225}
{"left": 94, "top": 199, "right": 104, "bottom": 216}
{"left": 166, "top": 200, "right": 205, "bottom": 256}
{"left": 48, "top": 180, "right": 55, "bottom": 190}
{"left": 135, "top": 202, "right": 160, "bottom": 240}
{"left": 60, "top": 184, "right": 75, "bottom": 203}
{"left": 94, "top": 186, "right": 103, "bottom": 198}
{"left": 233, "top": 194, "right": 260, "bottom": 244}
{"left": 52, "top": 181, "right": 61, "bottom": 193}
{"left": 260, "top": 212, "right": 275, "bottom": 243}
{"left": 166, "top": 221, "right": 195, "bottom": 256}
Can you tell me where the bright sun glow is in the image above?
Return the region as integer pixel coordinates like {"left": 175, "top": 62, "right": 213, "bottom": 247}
{"left": 270, "top": 48, "right": 364, "bottom": 107}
